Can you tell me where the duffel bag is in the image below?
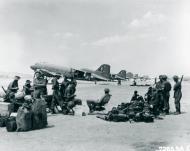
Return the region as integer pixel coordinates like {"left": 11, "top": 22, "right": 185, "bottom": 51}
{"left": 16, "top": 106, "right": 32, "bottom": 131}
{"left": 32, "top": 98, "right": 47, "bottom": 129}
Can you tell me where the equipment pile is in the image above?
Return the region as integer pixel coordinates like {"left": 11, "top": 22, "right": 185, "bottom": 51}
{"left": 97, "top": 96, "right": 154, "bottom": 123}
{"left": 0, "top": 97, "right": 47, "bottom": 132}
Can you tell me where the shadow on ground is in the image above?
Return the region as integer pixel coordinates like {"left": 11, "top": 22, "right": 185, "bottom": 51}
{"left": 132, "top": 141, "right": 168, "bottom": 151}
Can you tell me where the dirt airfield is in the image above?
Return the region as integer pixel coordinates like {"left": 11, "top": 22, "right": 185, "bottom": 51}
{"left": 0, "top": 80, "right": 190, "bottom": 151}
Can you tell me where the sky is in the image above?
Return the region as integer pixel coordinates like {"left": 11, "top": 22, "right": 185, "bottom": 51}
{"left": 0, "top": 0, "right": 190, "bottom": 76}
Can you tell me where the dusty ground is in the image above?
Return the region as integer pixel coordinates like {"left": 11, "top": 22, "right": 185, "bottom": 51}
{"left": 0, "top": 80, "right": 190, "bottom": 151}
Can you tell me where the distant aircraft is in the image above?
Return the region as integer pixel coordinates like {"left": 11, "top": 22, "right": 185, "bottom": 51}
{"left": 111, "top": 70, "right": 127, "bottom": 80}
{"left": 30, "top": 62, "right": 111, "bottom": 81}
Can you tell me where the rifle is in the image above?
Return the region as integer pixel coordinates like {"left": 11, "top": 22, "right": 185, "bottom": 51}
{"left": 2, "top": 86, "right": 7, "bottom": 94}
{"left": 154, "top": 78, "right": 157, "bottom": 85}
{"left": 180, "top": 75, "right": 184, "bottom": 83}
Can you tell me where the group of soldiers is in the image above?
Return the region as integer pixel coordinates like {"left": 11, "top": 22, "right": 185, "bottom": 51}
{"left": 143, "top": 75, "right": 183, "bottom": 115}
{"left": 96, "top": 75, "right": 183, "bottom": 123}
{"left": 3, "top": 70, "right": 79, "bottom": 115}
{"left": 3, "top": 72, "right": 183, "bottom": 116}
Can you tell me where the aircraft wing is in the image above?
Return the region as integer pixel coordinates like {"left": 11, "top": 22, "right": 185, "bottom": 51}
{"left": 115, "top": 75, "right": 126, "bottom": 80}
{"left": 91, "top": 73, "right": 109, "bottom": 81}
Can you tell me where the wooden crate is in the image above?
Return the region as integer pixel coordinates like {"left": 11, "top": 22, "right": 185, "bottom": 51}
{"left": 0, "top": 102, "right": 11, "bottom": 116}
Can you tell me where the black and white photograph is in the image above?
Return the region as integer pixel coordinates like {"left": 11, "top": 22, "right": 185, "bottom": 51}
{"left": 0, "top": 0, "right": 189, "bottom": 151}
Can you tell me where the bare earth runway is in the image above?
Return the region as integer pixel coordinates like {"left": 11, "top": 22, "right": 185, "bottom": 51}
{"left": 0, "top": 80, "right": 190, "bottom": 151}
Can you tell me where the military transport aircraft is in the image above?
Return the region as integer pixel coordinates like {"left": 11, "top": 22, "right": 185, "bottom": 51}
{"left": 111, "top": 70, "right": 127, "bottom": 81}
{"left": 30, "top": 62, "right": 111, "bottom": 81}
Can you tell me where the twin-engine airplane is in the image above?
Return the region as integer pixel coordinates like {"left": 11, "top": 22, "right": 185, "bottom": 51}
{"left": 30, "top": 63, "right": 111, "bottom": 81}
{"left": 111, "top": 70, "right": 127, "bottom": 81}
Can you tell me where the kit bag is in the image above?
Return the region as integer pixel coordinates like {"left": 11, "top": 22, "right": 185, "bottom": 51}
{"left": 16, "top": 107, "right": 32, "bottom": 131}
{"left": 32, "top": 98, "right": 47, "bottom": 129}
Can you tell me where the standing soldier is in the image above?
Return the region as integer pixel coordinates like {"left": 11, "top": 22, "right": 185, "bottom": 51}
{"left": 173, "top": 75, "right": 183, "bottom": 114}
{"left": 50, "top": 76, "right": 61, "bottom": 114}
{"left": 145, "top": 87, "right": 153, "bottom": 104}
{"left": 118, "top": 79, "right": 121, "bottom": 85}
{"left": 33, "top": 70, "right": 47, "bottom": 99}
{"left": 162, "top": 75, "right": 172, "bottom": 114}
{"left": 155, "top": 75, "right": 165, "bottom": 113}
{"left": 70, "top": 77, "right": 77, "bottom": 87}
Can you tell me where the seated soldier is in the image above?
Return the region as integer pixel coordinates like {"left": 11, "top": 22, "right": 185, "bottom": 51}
{"left": 130, "top": 91, "right": 139, "bottom": 103}
{"left": 4, "top": 76, "right": 21, "bottom": 113}
{"left": 86, "top": 88, "right": 112, "bottom": 113}
{"left": 5, "top": 76, "right": 21, "bottom": 98}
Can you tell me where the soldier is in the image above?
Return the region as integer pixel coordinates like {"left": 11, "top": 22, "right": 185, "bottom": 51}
{"left": 87, "top": 88, "right": 111, "bottom": 113}
{"left": 65, "top": 83, "right": 76, "bottom": 102}
{"left": 63, "top": 83, "right": 77, "bottom": 114}
{"left": 4, "top": 76, "right": 20, "bottom": 102}
{"left": 118, "top": 79, "right": 121, "bottom": 85}
{"left": 145, "top": 87, "right": 153, "bottom": 104}
{"left": 23, "top": 80, "right": 32, "bottom": 96}
{"left": 133, "top": 80, "right": 137, "bottom": 86}
{"left": 7, "top": 76, "right": 21, "bottom": 94}
{"left": 155, "top": 75, "right": 164, "bottom": 113}
{"left": 162, "top": 75, "right": 172, "bottom": 114}
{"left": 173, "top": 75, "right": 183, "bottom": 114}
{"left": 149, "top": 88, "right": 160, "bottom": 116}
{"left": 50, "top": 76, "right": 61, "bottom": 114}
{"left": 3, "top": 76, "right": 21, "bottom": 113}
{"left": 60, "top": 77, "right": 69, "bottom": 99}
{"left": 130, "top": 91, "right": 139, "bottom": 103}
{"left": 33, "top": 70, "right": 47, "bottom": 99}
{"left": 70, "top": 77, "right": 77, "bottom": 88}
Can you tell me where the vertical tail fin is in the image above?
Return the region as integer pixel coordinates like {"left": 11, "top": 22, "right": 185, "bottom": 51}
{"left": 117, "top": 70, "right": 126, "bottom": 79}
{"left": 96, "top": 64, "right": 110, "bottom": 78}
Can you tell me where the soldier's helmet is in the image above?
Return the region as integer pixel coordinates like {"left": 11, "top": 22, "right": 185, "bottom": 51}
{"left": 159, "top": 75, "right": 163, "bottom": 79}
{"left": 173, "top": 75, "right": 179, "bottom": 80}
{"left": 104, "top": 88, "right": 110, "bottom": 93}
{"left": 26, "top": 80, "right": 31, "bottom": 84}
{"left": 148, "top": 87, "right": 152, "bottom": 90}
{"left": 14, "top": 75, "right": 21, "bottom": 80}
{"left": 162, "top": 75, "right": 167, "bottom": 80}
